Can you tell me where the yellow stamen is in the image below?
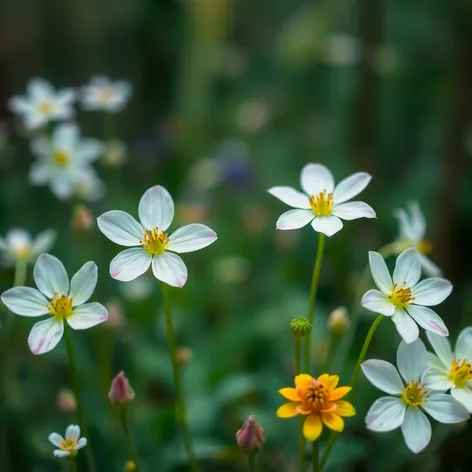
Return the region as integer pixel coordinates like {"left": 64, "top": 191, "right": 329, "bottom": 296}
{"left": 402, "top": 380, "right": 428, "bottom": 406}
{"left": 302, "top": 380, "right": 330, "bottom": 413}
{"left": 449, "top": 359, "right": 472, "bottom": 388}
{"left": 389, "top": 282, "right": 415, "bottom": 309}
{"left": 39, "top": 100, "right": 53, "bottom": 115}
{"left": 140, "top": 227, "right": 169, "bottom": 255}
{"left": 53, "top": 150, "right": 70, "bottom": 167}
{"left": 48, "top": 293, "right": 73, "bottom": 319}
{"left": 309, "top": 191, "right": 334, "bottom": 216}
{"left": 417, "top": 239, "right": 433, "bottom": 255}
{"left": 60, "top": 437, "right": 78, "bottom": 457}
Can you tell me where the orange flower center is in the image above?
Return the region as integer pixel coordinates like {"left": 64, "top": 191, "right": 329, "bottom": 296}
{"left": 309, "top": 191, "right": 333, "bottom": 216}
{"left": 140, "top": 227, "right": 169, "bottom": 255}
{"left": 302, "top": 380, "right": 330, "bottom": 413}
{"left": 60, "top": 436, "right": 78, "bottom": 456}
{"left": 389, "top": 282, "right": 415, "bottom": 308}
{"left": 48, "top": 293, "right": 73, "bottom": 318}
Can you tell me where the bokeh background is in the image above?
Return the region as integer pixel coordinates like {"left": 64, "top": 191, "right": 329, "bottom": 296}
{"left": 1, "top": 0, "right": 472, "bottom": 470}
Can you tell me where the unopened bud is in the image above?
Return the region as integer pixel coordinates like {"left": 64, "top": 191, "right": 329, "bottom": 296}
{"left": 290, "top": 317, "right": 312, "bottom": 338}
{"left": 105, "top": 299, "right": 125, "bottom": 330}
{"left": 124, "top": 460, "right": 136, "bottom": 471}
{"left": 72, "top": 204, "right": 94, "bottom": 232}
{"left": 109, "top": 371, "right": 135, "bottom": 407}
{"left": 236, "top": 416, "right": 265, "bottom": 453}
{"left": 56, "top": 388, "right": 76, "bottom": 413}
{"left": 327, "top": 307, "right": 350, "bottom": 335}
{"left": 176, "top": 346, "right": 193, "bottom": 365}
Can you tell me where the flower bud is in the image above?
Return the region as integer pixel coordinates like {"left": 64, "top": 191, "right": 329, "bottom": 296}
{"left": 236, "top": 416, "right": 265, "bottom": 454}
{"left": 290, "top": 317, "right": 312, "bottom": 338}
{"left": 176, "top": 346, "right": 193, "bottom": 365}
{"left": 124, "top": 460, "right": 136, "bottom": 471}
{"left": 327, "top": 307, "right": 350, "bottom": 335}
{"left": 105, "top": 299, "right": 125, "bottom": 330}
{"left": 72, "top": 204, "right": 94, "bottom": 232}
{"left": 56, "top": 388, "right": 76, "bottom": 413}
{"left": 108, "top": 371, "right": 135, "bottom": 407}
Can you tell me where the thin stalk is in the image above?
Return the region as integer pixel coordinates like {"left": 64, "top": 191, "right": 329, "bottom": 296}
{"left": 69, "top": 457, "right": 77, "bottom": 472}
{"left": 119, "top": 408, "right": 141, "bottom": 472}
{"left": 294, "top": 337, "right": 305, "bottom": 472}
{"left": 161, "top": 282, "right": 199, "bottom": 472}
{"left": 247, "top": 453, "right": 256, "bottom": 472}
{"left": 312, "top": 441, "right": 319, "bottom": 472}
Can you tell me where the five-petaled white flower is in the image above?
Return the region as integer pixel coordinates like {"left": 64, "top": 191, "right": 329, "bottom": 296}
{"left": 8, "top": 78, "right": 75, "bottom": 130}
{"left": 423, "top": 327, "right": 472, "bottom": 412}
{"left": 0, "top": 228, "right": 56, "bottom": 266}
{"left": 30, "top": 123, "right": 104, "bottom": 200}
{"left": 393, "top": 201, "right": 441, "bottom": 276}
{"left": 1, "top": 254, "right": 108, "bottom": 355}
{"left": 362, "top": 339, "right": 469, "bottom": 454}
{"left": 97, "top": 186, "right": 218, "bottom": 287}
{"left": 268, "top": 163, "right": 375, "bottom": 237}
{"left": 80, "top": 76, "right": 132, "bottom": 112}
{"left": 48, "top": 424, "right": 87, "bottom": 458}
{"left": 361, "top": 248, "right": 452, "bottom": 344}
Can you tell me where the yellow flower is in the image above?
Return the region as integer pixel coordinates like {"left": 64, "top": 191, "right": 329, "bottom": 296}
{"left": 276, "top": 373, "right": 356, "bottom": 442}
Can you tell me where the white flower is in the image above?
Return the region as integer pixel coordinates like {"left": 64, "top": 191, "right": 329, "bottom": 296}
{"left": 48, "top": 424, "right": 87, "bottom": 458}
{"left": 423, "top": 328, "right": 472, "bottom": 412}
{"left": 0, "top": 228, "right": 56, "bottom": 266}
{"left": 393, "top": 201, "right": 441, "bottom": 276}
{"left": 0, "top": 254, "right": 108, "bottom": 355}
{"left": 80, "top": 76, "right": 132, "bottom": 112}
{"left": 361, "top": 248, "right": 452, "bottom": 344}
{"left": 102, "top": 139, "right": 127, "bottom": 167}
{"left": 268, "top": 163, "right": 375, "bottom": 237}
{"left": 97, "top": 186, "right": 218, "bottom": 287}
{"left": 73, "top": 170, "right": 107, "bottom": 202}
{"left": 8, "top": 78, "right": 75, "bottom": 130}
{"left": 362, "top": 339, "right": 469, "bottom": 453}
{"left": 30, "top": 123, "right": 104, "bottom": 200}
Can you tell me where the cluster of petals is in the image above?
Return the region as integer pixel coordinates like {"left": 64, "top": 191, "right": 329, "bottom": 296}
{"left": 80, "top": 76, "right": 132, "bottom": 112}
{"left": 48, "top": 424, "right": 87, "bottom": 458}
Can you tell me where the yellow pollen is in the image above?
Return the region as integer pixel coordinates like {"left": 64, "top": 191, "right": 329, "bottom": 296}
{"left": 140, "top": 227, "right": 169, "bottom": 255}
{"left": 39, "top": 100, "right": 53, "bottom": 115}
{"left": 389, "top": 282, "right": 415, "bottom": 308}
{"left": 417, "top": 239, "right": 433, "bottom": 255}
{"left": 309, "top": 191, "right": 334, "bottom": 216}
{"left": 303, "top": 380, "right": 330, "bottom": 413}
{"left": 402, "top": 380, "right": 428, "bottom": 407}
{"left": 48, "top": 293, "right": 73, "bottom": 319}
{"left": 53, "top": 150, "right": 70, "bottom": 167}
{"left": 60, "top": 437, "right": 78, "bottom": 457}
{"left": 449, "top": 359, "right": 472, "bottom": 388}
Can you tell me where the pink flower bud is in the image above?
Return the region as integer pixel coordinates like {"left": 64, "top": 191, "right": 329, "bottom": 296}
{"left": 236, "top": 416, "right": 265, "bottom": 453}
{"left": 56, "top": 388, "right": 76, "bottom": 413}
{"left": 108, "top": 371, "right": 135, "bottom": 407}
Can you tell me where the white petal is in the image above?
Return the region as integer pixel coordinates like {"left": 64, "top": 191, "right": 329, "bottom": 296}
{"left": 365, "top": 396, "right": 406, "bottom": 432}
{"left": 76, "top": 437, "right": 87, "bottom": 449}
{"left": 396, "top": 338, "right": 427, "bottom": 381}
{"left": 28, "top": 78, "right": 54, "bottom": 99}
{"left": 422, "top": 394, "right": 470, "bottom": 423}
{"left": 422, "top": 366, "right": 454, "bottom": 391}
{"left": 451, "top": 387, "right": 472, "bottom": 413}
{"left": 406, "top": 305, "right": 448, "bottom": 337}
{"left": 67, "top": 303, "right": 108, "bottom": 330}
{"left": 392, "top": 248, "right": 421, "bottom": 287}
{"left": 138, "top": 185, "right": 174, "bottom": 231}
{"left": 300, "top": 163, "right": 335, "bottom": 196}
{"left": 401, "top": 408, "right": 431, "bottom": 453}
{"left": 311, "top": 215, "right": 343, "bottom": 237}
{"left": 8, "top": 96, "right": 34, "bottom": 115}
{"left": 33, "top": 254, "right": 69, "bottom": 298}
{"left": 368, "top": 251, "right": 392, "bottom": 294}
{"left": 392, "top": 308, "right": 419, "bottom": 344}
{"left": 275, "top": 209, "right": 313, "bottom": 230}
{"left": 455, "top": 327, "right": 472, "bottom": 360}
{"left": 166, "top": 224, "right": 217, "bottom": 253}
{"left": 361, "top": 290, "right": 395, "bottom": 316}
{"left": 361, "top": 359, "right": 404, "bottom": 394}
{"left": 152, "top": 252, "right": 188, "bottom": 288}
{"left": 28, "top": 318, "right": 64, "bottom": 355}
{"left": 53, "top": 123, "right": 78, "bottom": 150}
{"left": 333, "top": 172, "right": 372, "bottom": 204}
{"left": 32, "top": 229, "right": 56, "bottom": 256}
{"left": 69, "top": 261, "right": 97, "bottom": 306}
{"left": 418, "top": 253, "right": 442, "bottom": 277}
{"left": 408, "top": 202, "right": 426, "bottom": 241}
{"left": 394, "top": 208, "right": 417, "bottom": 242}
{"left": 331, "top": 201, "right": 376, "bottom": 220}
{"left": 29, "top": 162, "right": 52, "bottom": 185}
{"left": 412, "top": 278, "right": 452, "bottom": 306}
{"left": 427, "top": 351, "right": 446, "bottom": 370}
{"left": 75, "top": 139, "right": 104, "bottom": 163}
{"left": 53, "top": 450, "right": 70, "bottom": 458}
{"left": 65, "top": 425, "right": 80, "bottom": 440}
{"left": 267, "top": 186, "right": 311, "bottom": 209}
{"left": 425, "top": 331, "right": 453, "bottom": 366}
{"left": 97, "top": 210, "right": 143, "bottom": 246}
{"left": 110, "top": 248, "right": 152, "bottom": 282}
{"left": 1, "top": 287, "right": 49, "bottom": 316}
{"left": 48, "top": 433, "right": 64, "bottom": 447}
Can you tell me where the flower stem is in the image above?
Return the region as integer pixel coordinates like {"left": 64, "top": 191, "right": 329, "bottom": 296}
{"left": 63, "top": 323, "right": 96, "bottom": 472}
{"left": 69, "top": 457, "right": 77, "bottom": 472}
{"left": 304, "top": 232, "right": 325, "bottom": 371}
{"left": 294, "top": 337, "right": 306, "bottom": 472}
{"left": 119, "top": 408, "right": 141, "bottom": 472}
{"left": 247, "top": 453, "right": 256, "bottom": 472}
{"left": 312, "top": 441, "right": 319, "bottom": 472}
{"left": 161, "top": 282, "right": 199, "bottom": 472}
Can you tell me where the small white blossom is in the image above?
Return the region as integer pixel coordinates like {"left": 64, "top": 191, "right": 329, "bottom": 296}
{"left": 361, "top": 248, "right": 452, "bottom": 343}
{"left": 102, "top": 139, "right": 127, "bottom": 167}
{"left": 48, "top": 424, "right": 87, "bottom": 458}
{"left": 268, "top": 163, "right": 375, "bottom": 237}
{"left": 97, "top": 186, "right": 217, "bottom": 287}
{"left": 81, "top": 76, "right": 131, "bottom": 112}
{"left": 362, "top": 339, "right": 469, "bottom": 453}
{"left": 1, "top": 254, "right": 108, "bottom": 355}
{"left": 73, "top": 170, "right": 107, "bottom": 202}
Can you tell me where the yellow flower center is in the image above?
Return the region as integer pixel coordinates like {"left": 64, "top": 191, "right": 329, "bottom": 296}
{"left": 417, "top": 239, "right": 432, "bottom": 255}
{"left": 14, "top": 246, "right": 32, "bottom": 259}
{"left": 39, "top": 100, "right": 53, "bottom": 115}
{"left": 99, "top": 87, "right": 115, "bottom": 103}
{"left": 401, "top": 380, "right": 428, "bottom": 406}
{"left": 389, "top": 282, "right": 415, "bottom": 308}
{"left": 140, "top": 228, "right": 169, "bottom": 255}
{"left": 309, "top": 191, "right": 333, "bottom": 216}
{"left": 48, "top": 294, "right": 73, "bottom": 319}
{"left": 303, "top": 380, "right": 330, "bottom": 413}
{"left": 53, "top": 150, "right": 70, "bottom": 167}
{"left": 449, "top": 359, "right": 472, "bottom": 388}
{"left": 60, "top": 437, "right": 78, "bottom": 457}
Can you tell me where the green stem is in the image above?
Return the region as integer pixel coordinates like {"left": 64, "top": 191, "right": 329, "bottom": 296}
{"left": 247, "top": 453, "right": 256, "bottom": 472}
{"left": 294, "top": 337, "right": 305, "bottom": 472}
{"left": 63, "top": 324, "right": 96, "bottom": 472}
{"left": 304, "top": 233, "right": 325, "bottom": 371}
{"left": 69, "top": 457, "right": 77, "bottom": 472}
{"left": 161, "top": 283, "right": 199, "bottom": 472}
{"left": 312, "top": 441, "right": 319, "bottom": 472}
{"left": 120, "top": 408, "right": 141, "bottom": 472}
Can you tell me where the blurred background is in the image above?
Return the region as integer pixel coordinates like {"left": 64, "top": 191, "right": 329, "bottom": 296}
{"left": 1, "top": 0, "right": 472, "bottom": 470}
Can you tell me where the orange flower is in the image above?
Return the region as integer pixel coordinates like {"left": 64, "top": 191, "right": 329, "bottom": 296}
{"left": 276, "top": 373, "right": 356, "bottom": 442}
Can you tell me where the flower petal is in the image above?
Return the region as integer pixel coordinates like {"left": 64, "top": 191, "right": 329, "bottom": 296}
{"left": 53, "top": 450, "right": 70, "bottom": 458}
{"left": 1, "top": 287, "right": 49, "bottom": 316}
{"left": 295, "top": 374, "right": 314, "bottom": 390}
{"left": 29, "top": 78, "right": 54, "bottom": 99}
{"left": 311, "top": 215, "right": 343, "bottom": 237}
{"left": 303, "top": 414, "right": 323, "bottom": 442}
{"left": 329, "top": 386, "right": 351, "bottom": 401}
{"left": 422, "top": 366, "right": 454, "bottom": 391}
{"left": 65, "top": 425, "right": 81, "bottom": 440}
{"left": 418, "top": 253, "right": 442, "bottom": 277}
{"left": 69, "top": 261, "right": 97, "bottom": 306}
{"left": 33, "top": 254, "right": 69, "bottom": 298}
{"left": 361, "top": 290, "right": 395, "bottom": 316}
{"left": 276, "top": 402, "right": 299, "bottom": 418}
{"left": 365, "top": 396, "right": 406, "bottom": 432}
{"left": 279, "top": 388, "right": 300, "bottom": 401}
{"left": 32, "top": 229, "right": 56, "bottom": 256}
{"left": 138, "top": 185, "right": 174, "bottom": 231}
{"left": 408, "top": 202, "right": 426, "bottom": 241}
{"left": 451, "top": 387, "right": 472, "bottom": 413}
{"left": 76, "top": 437, "right": 87, "bottom": 449}
{"left": 267, "top": 186, "right": 311, "bottom": 209}
{"left": 333, "top": 401, "right": 356, "bottom": 417}
{"left": 97, "top": 210, "right": 143, "bottom": 247}
{"left": 28, "top": 318, "right": 64, "bottom": 355}
{"left": 392, "top": 248, "right": 421, "bottom": 287}
{"left": 152, "top": 252, "right": 188, "bottom": 288}
{"left": 361, "top": 359, "right": 404, "bottom": 394}
{"left": 48, "top": 433, "right": 64, "bottom": 448}
{"left": 422, "top": 394, "right": 469, "bottom": 423}
{"left": 401, "top": 408, "right": 431, "bottom": 453}
{"left": 275, "top": 209, "right": 313, "bottom": 230}
{"left": 425, "top": 331, "right": 453, "bottom": 366}
{"left": 368, "top": 251, "right": 392, "bottom": 294}
{"left": 110, "top": 248, "right": 152, "bottom": 282}
{"left": 322, "top": 412, "right": 344, "bottom": 432}
{"left": 166, "top": 224, "right": 217, "bottom": 254}
{"left": 332, "top": 201, "right": 376, "bottom": 220}
{"left": 300, "top": 163, "right": 335, "bottom": 196}
{"left": 412, "top": 278, "right": 453, "bottom": 306}
{"left": 406, "top": 305, "right": 448, "bottom": 337}
{"left": 392, "top": 308, "right": 419, "bottom": 344}
{"left": 332, "top": 172, "right": 372, "bottom": 204}
{"left": 67, "top": 303, "right": 108, "bottom": 330}
{"left": 394, "top": 208, "right": 418, "bottom": 242}
{"left": 396, "top": 338, "right": 427, "bottom": 382}
{"left": 455, "top": 327, "right": 472, "bottom": 360}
